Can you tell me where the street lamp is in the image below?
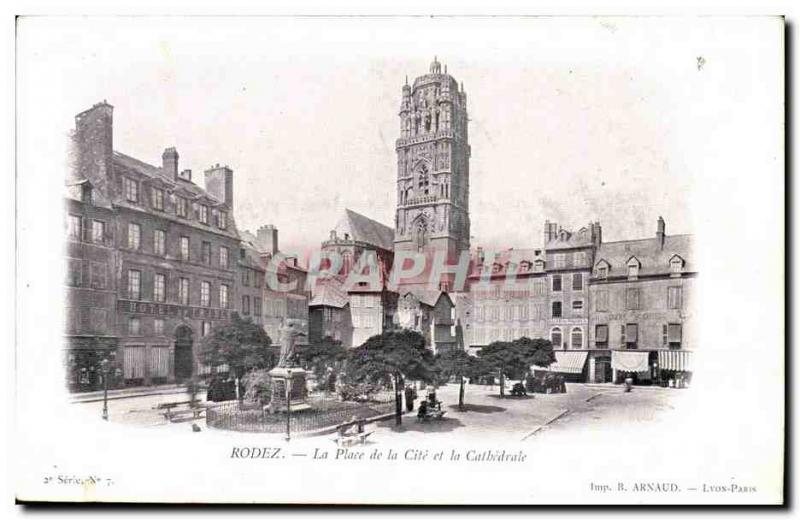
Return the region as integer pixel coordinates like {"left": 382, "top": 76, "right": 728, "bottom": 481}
{"left": 285, "top": 369, "right": 293, "bottom": 442}
{"left": 100, "top": 358, "right": 110, "bottom": 421}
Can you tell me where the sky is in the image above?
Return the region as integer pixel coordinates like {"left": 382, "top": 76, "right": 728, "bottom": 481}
{"left": 17, "top": 16, "right": 779, "bottom": 257}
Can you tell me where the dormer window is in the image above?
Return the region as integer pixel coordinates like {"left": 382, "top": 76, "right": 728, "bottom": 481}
{"left": 199, "top": 204, "right": 209, "bottom": 224}
{"left": 152, "top": 187, "right": 164, "bottom": 210}
{"left": 595, "top": 260, "right": 610, "bottom": 279}
{"left": 123, "top": 177, "right": 139, "bottom": 203}
{"left": 669, "top": 255, "right": 685, "bottom": 276}
{"left": 533, "top": 259, "right": 545, "bottom": 273}
{"left": 519, "top": 260, "right": 532, "bottom": 272}
{"left": 627, "top": 257, "right": 640, "bottom": 280}
{"left": 492, "top": 262, "right": 502, "bottom": 274}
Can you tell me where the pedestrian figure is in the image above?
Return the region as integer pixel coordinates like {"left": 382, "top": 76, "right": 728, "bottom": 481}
{"left": 417, "top": 399, "right": 429, "bottom": 421}
{"left": 404, "top": 385, "right": 414, "bottom": 412}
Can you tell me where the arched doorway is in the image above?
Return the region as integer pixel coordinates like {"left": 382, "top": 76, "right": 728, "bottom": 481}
{"left": 174, "top": 325, "right": 194, "bottom": 382}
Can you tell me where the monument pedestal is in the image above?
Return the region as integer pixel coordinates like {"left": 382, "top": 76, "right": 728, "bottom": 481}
{"left": 267, "top": 367, "right": 310, "bottom": 414}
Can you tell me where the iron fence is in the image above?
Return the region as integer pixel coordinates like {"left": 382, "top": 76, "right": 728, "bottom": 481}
{"left": 206, "top": 391, "right": 395, "bottom": 434}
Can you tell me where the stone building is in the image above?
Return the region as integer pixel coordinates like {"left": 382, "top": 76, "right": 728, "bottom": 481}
{"left": 464, "top": 248, "right": 550, "bottom": 350}
{"left": 308, "top": 278, "right": 353, "bottom": 346}
{"left": 64, "top": 179, "right": 119, "bottom": 392}
{"left": 394, "top": 58, "right": 471, "bottom": 258}
{"left": 588, "top": 217, "right": 695, "bottom": 383}
{"left": 71, "top": 101, "right": 241, "bottom": 386}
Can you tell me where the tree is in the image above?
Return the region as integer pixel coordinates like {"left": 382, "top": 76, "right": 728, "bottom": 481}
{"left": 296, "top": 336, "right": 347, "bottom": 390}
{"left": 434, "top": 348, "right": 486, "bottom": 410}
{"left": 478, "top": 337, "right": 555, "bottom": 397}
{"left": 344, "top": 329, "right": 435, "bottom": 425}
{"left": 198, "top": 313, "right": 274, "bottom": 379}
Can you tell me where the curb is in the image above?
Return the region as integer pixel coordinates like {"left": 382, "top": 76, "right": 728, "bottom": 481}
{"left": 520, "top": 408, "right": 570, "bottom": 441}
{"left": 70, "top": 386, "right": 188, "bottom": 404}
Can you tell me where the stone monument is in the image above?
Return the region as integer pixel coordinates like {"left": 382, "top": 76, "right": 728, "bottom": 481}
{"left": 267, "top": 320, "right": 310, "bottom": 413}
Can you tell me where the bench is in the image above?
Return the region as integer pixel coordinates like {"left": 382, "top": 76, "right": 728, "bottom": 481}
{"left": 154, "top": 400, "right": 206, "bottom": 422}
{"left": 332, "top": 419, "right": 373, "bottom": 446}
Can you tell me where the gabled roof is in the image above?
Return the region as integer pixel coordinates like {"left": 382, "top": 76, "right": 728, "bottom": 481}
{"left": 594, "top": 234, "right": 694, "bottom": 277}
{"left": 64, "top": 178, "right": 113, "bottom": 209}
{"left": 334, "top": 209, "right": 394, "bottom": 251}
{"left": 546, "top": 225, "right": 596, "bottom": 250}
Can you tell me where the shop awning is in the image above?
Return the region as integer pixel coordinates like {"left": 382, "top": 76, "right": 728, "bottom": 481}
{"left": 658, "top": 350, "right": 693, "bottom": 372}
{"left": 546, "top": 351, "right": 589, "bottom": 374}
{"left": 611, "top": 350, "right": 649, "bottom": 372}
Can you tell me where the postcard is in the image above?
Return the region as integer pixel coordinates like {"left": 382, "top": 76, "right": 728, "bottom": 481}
{"left": 13, "top": 15, "right": 784, "bottom": 505}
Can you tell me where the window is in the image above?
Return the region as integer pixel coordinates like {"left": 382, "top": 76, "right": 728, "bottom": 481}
{"left": 127, "top": 223, "right": 141, "bottom": 250}
{"left": 177, "top": 197, "right": 188, "bottom": 218}
{"left": 219, "top": 247, "right": 229, "bottom": 269}
{"left": 242, "top": 269, "right": 250, "bottom": 287}
{"left": 551, "top": 327, "right": 563, "bottom": 349}
{"left": 66, "top": 258, "right": 82, "bottom": 286}
{"left": 595, "top": 289, "right": 609, "bottom": 312}
{"left": 572, "top": 272, "right": 583, "bottom": 290}
{"left": 218, "top": 211, "right": 227, "bottom": 229}
{"left": 626, "top": 288, "right": 640, "bottom": 310}
{"left": 152, "top": 188, "right": 164, "bottom": 210}
{"left": 573, "top": 251, "right": 587, "bottom": 266}
{"left": 627, "top": 259, "right": 639, "bottom": 279}
{"left": 202, "top": 242, "right": 212, "bottom": 265}
{"left": 199, "top": 205, "right": 209, "bottom": 224}
{"left": 154, "top": 230, "right": 166, "bottom": 256}
{"left": 571, "top": 327, "right": 583, "bottom": 349}
{"left": 552, "top": 301, "right": 562, "bottom": 318}
{"left": 670, "top": 256, "right": 684, "bottom": 274}
{"left": 202, "top": 321, "right": 211, "bottom": 337}
{"left": 667, "top": 323, "right": 682, "bottom": 347}
{"left": 180, "top": 236, "right": 189, "bottom": 261}
{"left": 552, "top": 275, "right": 562, "bottom": 292}
{"left": 572, "top": 300, "right": 583, "bottom": 314}
{"left": 154, "top": 318, "right": 164, "bottom": 335}
{"left": 68, "top": 215, "right": 81, "bottom": 240}
{"left": 668, "top": 286, "right": 682, "bottom": 309}
{"left": 89, "top": 262, "right": 107, "bottom": 289}
{"left": 92, "top": 220, "right": 105, "bottom": 243}
{"left": 597, "top": 265, "right": 608, "bottom": 278}
{"left": 154, "top": 273, "right": 166, "bottom": 302}
{"left": 179, "top": 278, "right": 189, "bottom": 305}
{"left": 128, "top": 317, "right": 141, "bottom": 335}
{"left": 254, "top": 297, "right": 262, "bottom": 316}
{"left": 123, "top": 177, "right": 139, "bottom": 202}
{"left": 242, "top": 295, "right": 251, "bottom": 315}
{"left": 220, "top": 284, "right": 229, "bottom": 309}
{"left": 620, "top": 325, "right": 626, "bottom": 346}
{"left": 127, "top": 270, "right": 141, "bottom": 300}
{"left": 201, "top": 281, "right": 211, "bottom": 307}
{"left": 625, "top": 323, "right": 638, "bottom": 348}
{"left": 554, "top": 254, "right": 566, "bottom": 269}
{"left": 595, "top": 324, "right": 609, "bottom": 347}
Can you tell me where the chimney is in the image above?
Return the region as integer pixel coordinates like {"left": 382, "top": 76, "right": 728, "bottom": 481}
{"left": 329, "top": 230, "right": 337, "bottom": 241}
{"left": 592, "top": 221, "right": 603, "bottom": 247}
{"left": 544, "top": 220, "right": 558, "bottom": 244}
{"left": 656, "top": 216, "right": 666, "bottom": 249}
{"left": 74, "top": 101, "right": 114, "bottom": 184}
{"left": 162, "top": 147, "right": 179, "bottom": 180}
{"left": 255, "top": 224, "right": 279, "bottom": 255}
{"left": 204, "top": 164, "right": 234, "bottom": 209}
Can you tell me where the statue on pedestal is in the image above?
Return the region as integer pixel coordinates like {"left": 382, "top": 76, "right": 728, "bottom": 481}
{"left": 277, "top": 320, "right": 305, "bottom": 368}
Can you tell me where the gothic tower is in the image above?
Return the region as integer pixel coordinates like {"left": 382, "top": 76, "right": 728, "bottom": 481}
{"left": 394, "top": 57, "right": 471, "bottom": 256}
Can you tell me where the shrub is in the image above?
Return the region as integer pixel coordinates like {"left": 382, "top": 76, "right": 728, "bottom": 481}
{"left": 242, "top": 369, "right": 273, "bottom": 405}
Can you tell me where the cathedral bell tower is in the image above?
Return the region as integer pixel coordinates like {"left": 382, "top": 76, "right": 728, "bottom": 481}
{"left": 394, "top": 57, "right": 471, "bottom": 257}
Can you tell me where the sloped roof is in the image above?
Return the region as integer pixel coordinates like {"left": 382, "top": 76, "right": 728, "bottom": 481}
{"left": 595, "top": 234, "right": 694, "bottom": 276}
{"left": 546, "top": 226, "right": 596, "bottom": 250}
{"left": 335, "top": 209, "right": 394, "bottom": 251}
{"left": 309, "top": 277, "right": 349, "bottom": 308}
{"left": 112, "top": 151, "right": 227, "bottom": 205}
